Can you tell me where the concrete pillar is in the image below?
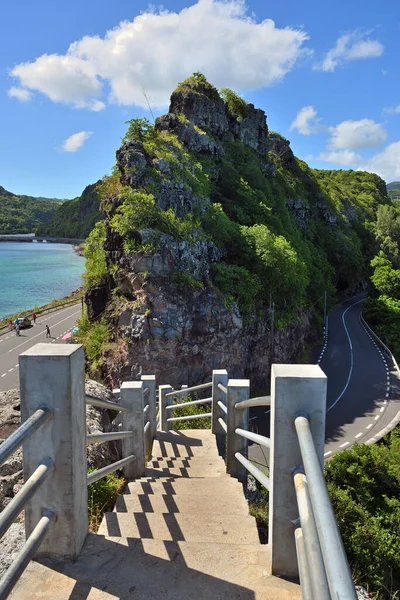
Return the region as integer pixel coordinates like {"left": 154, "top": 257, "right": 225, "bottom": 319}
{"left": 141, "top": 374, "right": 156, "bottom": 440}
{"left": 121, "top": 382, "right": 145, "bottom": 478}
{"left": 269, "top": 364, "right": 327, "bottom": 579}
{"left": 181, "top": 384, "right": 188, "bottom": 401}
{"left": 211, "top": 369, "right": 228, "bottom": 435}
{"left": 226, "top": 379, "right": 250, "bottom": 486}
{"left": 159, "top": 385, "right": 173, "bottom": 431}
{"left": 20, "top": 343, "right": 87, "bottom": 559}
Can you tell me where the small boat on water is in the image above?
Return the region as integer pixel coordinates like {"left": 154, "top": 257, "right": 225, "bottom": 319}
{"left": 32, "top": 239, "right": 38, "bottom": 243}
{"left": 42, "top": 240, "right": 48, "bottom": 243}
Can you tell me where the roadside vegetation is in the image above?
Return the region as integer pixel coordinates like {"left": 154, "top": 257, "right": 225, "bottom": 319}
{"left": 87, "top": 470, "right": 125, "bottom": 532}
{"left": 0, "top": 186, "right": 62, "bottom": 234}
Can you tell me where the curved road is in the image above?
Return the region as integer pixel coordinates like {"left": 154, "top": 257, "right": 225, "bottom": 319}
{"left": 249, "top": 293, "right": 400, "bottom": 463}
{"left": 322, "top": 294, "right": 400, "bottom": 455}
{"left": 0, "top": 303, "right": 82, "bottom": 392}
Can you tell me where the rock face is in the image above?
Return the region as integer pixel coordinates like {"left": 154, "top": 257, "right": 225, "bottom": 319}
{"left": 87, "top": 79, "right": 320, "bottom": 390}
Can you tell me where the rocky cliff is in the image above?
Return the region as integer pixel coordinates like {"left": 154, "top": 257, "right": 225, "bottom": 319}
{"left": 83, "top": 74, "right": 388, "bottom": 389}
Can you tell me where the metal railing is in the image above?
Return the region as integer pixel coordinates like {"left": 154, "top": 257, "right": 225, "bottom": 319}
{"left": 0, "top": 406, "right": 56, "bottom": 598}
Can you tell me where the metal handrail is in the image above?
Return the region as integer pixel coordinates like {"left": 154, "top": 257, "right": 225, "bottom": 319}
{"left": 85, "top": 395, "right": 130, "bottom": 412}
{"left": 217, "top": 383, "right": 227, "bottom": 394}
{"left": 165, "top": 382, "right": 212, "bottom": 397}
{"left": 0, "top": 509, "right": 56, "bottom": 599}
{"left": 235, "top": 396, "right": 270, "bottom": 409}
{"left": 293, "top": 470, "right": 329, "bottom": 599}
{"left": 235, "top": 428, "right": 270, "bottom": 449}
{"left": 0, "top": 458, "right": 53, "bottom": 539}
{"left": 143, "top": 404, "right": 150, "bottom": 414}
{"left": 166, "top": 412, "right": 212, "bottom": 423}
{"left": 0, "top": 407, "right": 52, "bottom": 467}
{"left": 235, "top": 452, "right": 270, "bottom": 489}
{"left": 165, "top": 397, "right": 212, "bottom": 411}
{"left": 295, "top": 528, "right": 313, "bottom": 600}
{"left": 217, "top": 400, "right": 227, "bottom": 414}
{"left": 218, "top": 417, "right": 227, "bottom": 433}
{"left": 143, "top": 387, "right": 150, "bottom": 396}
{"left": 87, "top": 431, "right": 134, "bottom": 445}
{"left": 144, "top": 421, "right": 151, "bottom": 435}
{"left": 87, "top": 455, "right": 136, "bottom": 485}
{"left": 294, "top": 414, "right": 357, "bottom": 599}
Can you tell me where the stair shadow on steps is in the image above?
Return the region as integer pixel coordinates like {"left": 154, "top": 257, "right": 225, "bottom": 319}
{"left": 155, "top": 431, "right": 205, "bottom": 458}
{"left": 18, "top": 535, "right": 266, "bottom": 600}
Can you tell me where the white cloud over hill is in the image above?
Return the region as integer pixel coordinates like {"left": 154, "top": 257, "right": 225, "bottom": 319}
{"left": 8, "top": 0, "right": 310, "bottom": 110}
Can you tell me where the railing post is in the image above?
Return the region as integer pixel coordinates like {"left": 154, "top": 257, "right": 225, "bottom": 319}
{"left": 121, "top": 382, "right": 145, "bottom": 478}
{"left": 141, "top": 374, "right": 156, "bottom": 440}
{"left": 211, "top": 369, "right": 228, "bottom": 434}
{"left": 226, "top": 379, "right": 250, "bottom": 486}
{"left": 269, "top": 364, "right": 327, "bottom": 579}
{"left": 19, "top": 343, "right": 88, "bottom": 559}
{"left": 159, "top": 385, "right": 173, "bottom": 431}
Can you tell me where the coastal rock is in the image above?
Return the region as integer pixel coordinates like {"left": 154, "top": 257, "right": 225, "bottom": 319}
{"left": 267, "top": 132, "right": 296, "bottom": 169}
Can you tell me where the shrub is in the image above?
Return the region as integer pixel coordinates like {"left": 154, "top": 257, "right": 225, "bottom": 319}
{"left": 220, "top": 88, "right": 250, "bottom": 119}
{"left": 170, "top": 394, "right": 211, "bottom": 430}
{"left": 82, "top": 221, "right": 107, "bottom": 289}
{"left": 76, "top": 312, "right": 111, "bottom": 375}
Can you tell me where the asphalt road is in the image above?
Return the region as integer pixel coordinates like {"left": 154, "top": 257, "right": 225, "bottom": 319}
{"left": 0, "top": 303, "right": 82, "bottom": 391}
{"left": 249, "top": 293, "right": 400, "bottom": 463}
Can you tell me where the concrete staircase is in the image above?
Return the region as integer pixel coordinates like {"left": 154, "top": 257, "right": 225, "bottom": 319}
{"left": 11, "top": 430, "right": 301, "bottom": 599}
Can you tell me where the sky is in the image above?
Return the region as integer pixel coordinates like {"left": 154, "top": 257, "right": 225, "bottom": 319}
{"left": 1, "top": 0, "right": 400, "bottom": 198}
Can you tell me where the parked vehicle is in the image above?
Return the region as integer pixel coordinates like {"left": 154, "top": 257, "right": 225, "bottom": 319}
{"left": 14, "top": 316, "right": 32, "bottom": 329}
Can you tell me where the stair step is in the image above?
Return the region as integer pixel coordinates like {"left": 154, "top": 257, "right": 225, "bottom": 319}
{"left": 152, "top": 430, "right": 219, "bottom": 459}
{"left": 127, "top": 476, "right": 244, "bottom": 496}
{"left": 98, "top": 512, "right": 260, "bottom": 544}
{"left": 148, "top": 456, "right": 226, "bottom": 468}
{"left": 114, "top": 491, "right": 249, "bottom": 514}
{"left": 144, "top": 465, "right": 224, "bottom": 478}
{"left": 10, "top": 537, "right": 301, "bottom": 599}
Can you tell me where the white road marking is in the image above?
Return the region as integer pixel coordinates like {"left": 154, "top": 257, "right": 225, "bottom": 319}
{"left": 0, "top": 310, "right": 81, "bottom": 358}
{"left": 355, "top": 433, "right": 363, "bottom": 439}
{"left": 8, "top": 368, "right": 13, "bottom": 372}
{"left": 1, "top": 373, "right": 6, "bottom": 377}
{"left": 15, "top": 364, "right": 18, "bottom": 368}
{"left": 328, "top": 298, "right": 365, "bottom": 412}
{"left": 324, "top": 451, "right": 332, "bottom": 457}
{"left": 366, "top": 424, "right": 373, "bottom": 429}
{"left": 380, "top": 407, "right": 384, "bottom": 412}
{"left": 374, "top": 415, "right": 380, "bottom": 421}
{"left": 339, "top": 441, "right": 349, "bottom": 448}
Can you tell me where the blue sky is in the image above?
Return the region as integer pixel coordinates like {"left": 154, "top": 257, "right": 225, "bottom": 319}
{"left": 1, "top": 0, "right": 399, "bottom": 198}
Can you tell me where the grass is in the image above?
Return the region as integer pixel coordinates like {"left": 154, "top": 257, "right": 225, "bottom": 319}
{"left": 170, "top": 393, "right": 212, "bottom": 429}
{"left": 0, "top": 287, "right": 84, "bottom": 329}
{"left": 87, "top": 470, "right": 125, "bottom": 532}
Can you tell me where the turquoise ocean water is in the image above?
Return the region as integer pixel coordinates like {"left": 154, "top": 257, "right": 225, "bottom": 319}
{"left": 0, "top": 242, "right": 85, "bottom": 319}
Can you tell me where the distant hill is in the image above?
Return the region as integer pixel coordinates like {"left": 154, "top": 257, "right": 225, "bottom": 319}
{"left": 387, "top": 182, "right": 400, "bottom": 200}
{"left": 36, "top": 182, "right": 103, "bottom": 239}
{"left": 0, "top": 186, "right": 64, "bottom": 234}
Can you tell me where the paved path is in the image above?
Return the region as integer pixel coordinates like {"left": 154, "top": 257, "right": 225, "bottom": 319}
{"left": 0, "top": 303, "right": 82, "bottom": 391}
{"left": 249, "top": 294, "right": 400, "bottom": 462}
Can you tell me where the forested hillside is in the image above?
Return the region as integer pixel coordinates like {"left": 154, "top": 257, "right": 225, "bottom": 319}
{"left": 387, "top": 181, "right": 400, "bottom": 200}
{"left": 0, "top": 187, "right": 63, "bottom": 234}
{"left": 37, "top": 182, "right": 102, "bottom": 239}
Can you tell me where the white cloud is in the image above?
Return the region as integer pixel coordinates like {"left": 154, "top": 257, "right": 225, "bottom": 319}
{"left": 9, "top": 0, "right": 310, "bottom": 110}
{"left": 384, "top": 105, "right": 400, "bottom": 115}
{"left": 314, "top": 31, "right": 383, "bottom": 72}
{"left": 61, "top": 131, "right": 93, "bottom": 152}
{"left": 362, "top": 141, "right": 400, "bottom": 183}
{"left": 290, "top": 105, "right": 321, "bottom": 135}
{"left": 328, "top": 119, "right": 386, "bottom": 150}
{"left": 317, "top": 150, "right": 362, "bottom": 166}
{"left": 8, "top": 86, "right": 32, "bottom": 102}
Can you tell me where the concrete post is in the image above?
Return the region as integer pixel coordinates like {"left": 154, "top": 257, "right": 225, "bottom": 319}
{"left": 226, "top": 379, "right": 250, "bottom": 486}
{"left": 121, "top": 382, "right": 145, "bottom": 479}
{"left": 141, "top": 374, "right": 156, "bottom": 440}
{"left": 159, "top": 385, "right": 173, "bottom": 431}
{"left": 20, "top": 343, "right": 87, "bottom": 559}
{"left": 211, "top": 369, "right": 228, "bottom": 435}
{"left": 269, "top": 364, "right": 327, "bottom": 579}
{"left": 181, "top": 384, "right": 188, "bottom": 401}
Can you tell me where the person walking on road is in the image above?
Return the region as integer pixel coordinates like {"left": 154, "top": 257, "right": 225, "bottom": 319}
{"left": 45, "top": 325, "right": 51, "bottom": 338}
{"left": 32, "top": 313, "right": 37, "bottom": 324}
{"left": 15, "top": 323, "right": 20, "bottom": 336}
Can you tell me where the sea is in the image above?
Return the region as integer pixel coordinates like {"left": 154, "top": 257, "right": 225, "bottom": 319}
{"left": 0, "top": 242, "right": 85, "bottom": 319}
